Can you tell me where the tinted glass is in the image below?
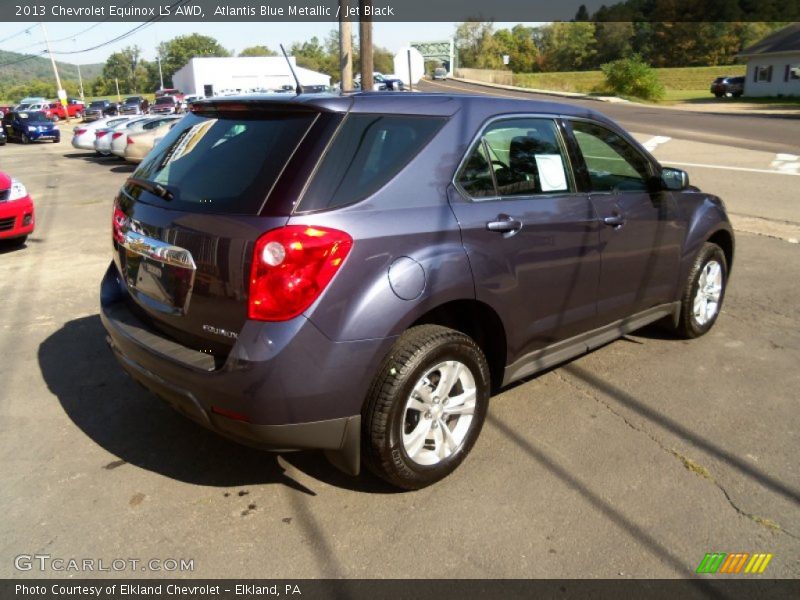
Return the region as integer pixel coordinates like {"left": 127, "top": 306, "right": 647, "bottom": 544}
{"left": 457, "top": 142, "right": 495, "bottom": 198}
{"left": 297, "top": 114, "right": 446, "bottom": 212}
{"left": 570, "top": 121, "right": 650, "bottom": 192}
{"left": 127, "top": 110, "right": 316, "bottom": 214}
{"left": 20, "top": 111, "right": 49, "bottom": 122}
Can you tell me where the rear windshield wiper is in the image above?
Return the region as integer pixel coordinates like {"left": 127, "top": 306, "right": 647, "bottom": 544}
{"left": 126, "top": 177, "right": 174, "bottom": 201}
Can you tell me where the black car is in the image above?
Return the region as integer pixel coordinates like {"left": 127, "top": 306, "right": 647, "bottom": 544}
{"left": 84, "top": 100, "right": 119, "bottom": 121}
{"left": 101, "top": 93, "right": 734, "bottom": 489}
{"left": 710, "top": 76, "right": 744, "bottom": 98}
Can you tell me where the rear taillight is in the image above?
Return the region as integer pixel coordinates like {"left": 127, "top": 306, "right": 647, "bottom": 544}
{"left": 248, "top": 226, "right": 353, "bottom": 321}
{"left": 96, "top": 131, "right": 107, "bottom": 138}
{"left": 127, "top": 137, "right": 135, "bottom": 145}
{"left": 112, "top": 132, "right": 124, "bottom": 140}
{"left": 112, "top": 205, "right": 128, "bottom": 244}
{"left": 75, "top": 128, "right": 87, "bottom": 135}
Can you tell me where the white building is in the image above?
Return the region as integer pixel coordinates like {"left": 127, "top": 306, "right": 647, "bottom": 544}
{"left": 738, "top": 23, "right": 800, "bottom": 98}
{"left": 171, "top": 56, "right": 331, "bottom": 97}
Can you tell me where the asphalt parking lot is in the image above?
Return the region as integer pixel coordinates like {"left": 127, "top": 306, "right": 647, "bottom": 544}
{"left": 0, "top": 117, "right": 798, "bottom": 579}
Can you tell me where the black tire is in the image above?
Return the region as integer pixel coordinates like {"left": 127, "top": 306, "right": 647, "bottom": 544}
{"left": 362, "top": 325, "right": 490, "bottom": 489}
{"left": 714, "top": 93, "right": 723, "bottom": 98}
{"left": 673, "top": 242, "right": 728, "bottom": 339}
{"left": 74, "top": 111, "right": 82, "bottom": 120}
{"left": 20, "top": 133, "right": 30, "bottom": 144}
{"left": 53, "top": 138, "right": 60, "bottom": 143}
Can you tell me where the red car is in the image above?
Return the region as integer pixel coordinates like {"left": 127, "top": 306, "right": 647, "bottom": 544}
{"left": 48, "top": 99, "right": 85, "bottom": 121}
{"left": 0, "top": 171, "right": 35, "bottom": 247}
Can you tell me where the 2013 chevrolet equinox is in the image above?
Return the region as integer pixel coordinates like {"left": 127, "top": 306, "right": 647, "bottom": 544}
{"left": 100, "top": 93, "right": 734, "bottom": 489}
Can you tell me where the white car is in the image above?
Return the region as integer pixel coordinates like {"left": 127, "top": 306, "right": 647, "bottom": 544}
{"left": 93, "top": 116, "right": 140, "bottom": 155}
{"left": 71, "top": 116, "right": 134, "bottom": 151}
{"left": 110, "top": 116, "right": 181, "bottom": 158}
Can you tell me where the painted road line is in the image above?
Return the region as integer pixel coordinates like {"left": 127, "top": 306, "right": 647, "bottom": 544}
{"left": 643, "top": 136, "right": 671, "bottom": 151}
{"left": 770, "top": 154, "right": 800, "bottom": 174}
{"left": 661, "top": 160, "right": 800, "bottom": 176}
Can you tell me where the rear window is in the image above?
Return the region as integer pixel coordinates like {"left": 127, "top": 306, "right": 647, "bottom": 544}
{"left": 297, "top": 114, "right": 446, "bottom": 212}
{"left": 126, "top": 111, "right": 316, "bottom": 214}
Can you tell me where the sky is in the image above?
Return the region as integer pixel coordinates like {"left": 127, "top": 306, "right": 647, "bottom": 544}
{"left": 1, "top": 21, "right": 539, "bottom": 65}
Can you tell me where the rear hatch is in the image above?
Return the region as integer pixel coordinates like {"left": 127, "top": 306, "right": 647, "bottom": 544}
{"left": 112, "top": 101, "right": 342, "bottom": 356}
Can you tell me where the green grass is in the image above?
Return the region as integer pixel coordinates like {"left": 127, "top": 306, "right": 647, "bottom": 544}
{"left": 512, "top": 65, "right": 752, "bottom": 102}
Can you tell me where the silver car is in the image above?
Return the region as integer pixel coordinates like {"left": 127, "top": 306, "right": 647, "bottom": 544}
{"left": 71, "top": 116, "right": 134, "bottom": 151}
{"left": 93, "top": 117, "right": 140, "bottom": 155}
{"left": 110, "top": 116, "right": 180, "bottom": 158}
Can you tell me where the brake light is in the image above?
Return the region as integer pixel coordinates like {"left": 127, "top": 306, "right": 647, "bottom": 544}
{"left": 96, "top": 131, "right": 108, "bottom": 138}
{"left": 112, "top": 205, "right": 128, "bottom": 244}
{"left": 127, "top": 137, "right": 135, "bottom": 145}
{"left": 75, "top": 128, "right": 87, "bottom": 135}
{"left": 248, "top": 226, "right": 353, "bottom": 321}
{"left": 112, "top": 132, "right": 124, "bottom": 140}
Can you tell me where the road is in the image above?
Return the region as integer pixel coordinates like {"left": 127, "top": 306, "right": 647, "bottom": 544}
{"left": 0, "top": 122, "right": 798, "bottom": 580}
{"left": 418, "top": 78, "right": 800, "bottom": 155}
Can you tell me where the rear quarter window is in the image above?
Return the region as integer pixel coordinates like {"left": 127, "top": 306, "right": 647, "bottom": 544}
{"left": 128, "top": 111, "right": 316, "bottom": 215}
{"left": 296, "top": 114, "right": 446, "bottom": 212}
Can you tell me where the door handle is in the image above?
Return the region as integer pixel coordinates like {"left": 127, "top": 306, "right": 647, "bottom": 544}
{"left": 486, "top": 215, "right": 523, "bottom": 237}
{"left": 603, "top": 214, "right": 626, "bottom": 228}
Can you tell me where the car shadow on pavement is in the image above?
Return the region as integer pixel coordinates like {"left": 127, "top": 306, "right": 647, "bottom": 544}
{"left": 110, "top": 165, "right": 136, "bottom": 174}
{"left": 38, "top": 315, "right": 399, "bottom": 495}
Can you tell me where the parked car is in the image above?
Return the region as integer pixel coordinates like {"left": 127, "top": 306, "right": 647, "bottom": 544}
{"left": 149, "top": 95, "right": 182, "bottom": 115}
{"left": 2, "top": 111, "right": 60, "bottom": 143}
{"left": 0, "top": 171, "right": 34, "bottom": 247}
{"left": 84, "top": 100, "right": 119, "bottom": 121}
{"left": 433, "top": 67, "right": 448, "bottom": 80}
{"left": 122, "top": 117, "right": 181, "bottom": 162}
{"left": 71, "top": 116, "right": 135, "bottom": 151}
{"left": 14, "top": 97, "right": 47, "bottom": 111}
{"left": 120, "top": 96, "right": 146, "bottom": 115}
{"left": 48, "top": 99, "right": 85, "bottom": 120}
{"left": 710, "top": 76, "right": 744, "bottom": 98}
{"left": 93, "top": 116, "right": 141, "bottom": 155}
{"left": 110, "top": 116, "right": 181, "bottom": 158}
{"left": 355, "top": 72, "right": 406, "bottom": 91}
{"left": 101, "top": 94, "right": 734, "bottom": 489}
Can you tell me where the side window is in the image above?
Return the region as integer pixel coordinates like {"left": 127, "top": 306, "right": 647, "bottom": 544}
{"left": 458, "top": 142, "right": 495, "bottom": 198}
{"left": 570, "top": 121, "right": 651, "bottom": 192}
{"left": 456, "top": 118, "right": 571, "bottom": 199}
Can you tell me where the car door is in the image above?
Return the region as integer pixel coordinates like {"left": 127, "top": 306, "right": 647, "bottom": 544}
{"left": 449, "top": 116, "right": 602, "bottom": 369}
{"left": 565, "top": 118, "right": 683, "bottom": 323}
{"left": 2, "top": 112, "right": 14, "bottom": 139}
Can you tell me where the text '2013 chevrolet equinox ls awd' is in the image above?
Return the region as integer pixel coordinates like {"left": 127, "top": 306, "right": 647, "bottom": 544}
{"left": 101, "top": 93, "right": 734, "bottom": 489}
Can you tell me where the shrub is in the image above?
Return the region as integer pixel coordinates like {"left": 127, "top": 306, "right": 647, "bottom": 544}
{"left": 601, "top": 54, "right": 665, "bottom": 101}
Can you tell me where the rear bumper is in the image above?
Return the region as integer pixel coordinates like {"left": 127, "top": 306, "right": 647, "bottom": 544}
{"left": 100, "top": 263, "right": 394, "bottom": 474}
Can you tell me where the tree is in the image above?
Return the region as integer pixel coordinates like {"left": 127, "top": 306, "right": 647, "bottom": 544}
{"left": 102, "top": 46, "right": 142, "bottom": 94}
{"left": 239, "top": 45, "right": 277, "bottom": 57}
{"left": 156, "top": 34, "right": 230, "bottom": 88}
{"left": 540, "top": 22, "right": 597, "bottom": 71}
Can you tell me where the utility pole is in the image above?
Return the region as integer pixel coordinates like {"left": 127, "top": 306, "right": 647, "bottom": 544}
{"left": 157, "top": 54, "right": 164, "bottom": 90}
{"left": 115, "top": 78, "right": 121, "bottom": 102}
{"left": 359, "top": 0, "right": 373, "bottom": 91}
{"left": 71, "top": 38, "right": 85, "bottom": 102}
{"left": 41, "top": 23, "right": 66, "bottom": 109}
{"left": 339, "top": 0, "right": 352, "bottom": 92}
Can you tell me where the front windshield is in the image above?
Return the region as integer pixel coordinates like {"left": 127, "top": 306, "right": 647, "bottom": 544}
{"left": 21, "top": 111, "right": 50, "bottom": 123}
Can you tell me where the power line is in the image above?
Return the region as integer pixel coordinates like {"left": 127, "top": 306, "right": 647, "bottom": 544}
{"left": 6, "top": 1, "right": 136, "bottom": 54}
{"left": 0, "top": 25, "right": 35, "bottom": 45}
{"left": 49, "top": 0, "right": 190, "bottom": 56}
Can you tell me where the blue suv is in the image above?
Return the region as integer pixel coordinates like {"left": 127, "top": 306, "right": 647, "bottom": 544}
{"left": 101, "top": 93, "right": 734, "bottom": 489}
{"left": 2, "top": 110, "right": 60, "bottom": 144}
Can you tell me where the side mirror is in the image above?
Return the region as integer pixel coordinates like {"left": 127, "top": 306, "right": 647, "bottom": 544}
{"left": 660, "top": 167, "right": 689, "bottom": 191}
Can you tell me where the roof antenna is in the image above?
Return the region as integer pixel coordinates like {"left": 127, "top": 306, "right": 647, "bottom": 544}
{"left": 280, "top": 44, "right": 303, "bottom": 95}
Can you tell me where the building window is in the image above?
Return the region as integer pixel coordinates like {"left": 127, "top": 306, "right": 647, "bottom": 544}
{"left": 756, "top": 66, "right": 773, "bottom": 82}
{"left": 790, "top": 65, "right": 800, "bottom": 81}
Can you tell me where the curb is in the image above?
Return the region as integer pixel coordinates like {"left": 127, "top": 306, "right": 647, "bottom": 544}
{"left": 450, "top": 77, "right": 628, "bottom": 103}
